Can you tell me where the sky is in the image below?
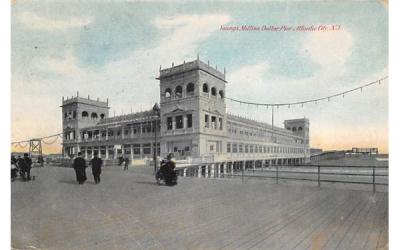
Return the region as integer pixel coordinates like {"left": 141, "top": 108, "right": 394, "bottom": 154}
{"left": 11, "top": 0, "right": 388, "bottom": 153}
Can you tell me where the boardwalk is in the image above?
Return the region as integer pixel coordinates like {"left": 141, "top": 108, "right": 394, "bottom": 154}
{"left": 12, "top": 166, "right": 388, "bottom": 250}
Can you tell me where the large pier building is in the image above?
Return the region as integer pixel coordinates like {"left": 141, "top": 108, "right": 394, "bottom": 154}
{"left": 61, "top": 58, "right": 310, "bottom": 165}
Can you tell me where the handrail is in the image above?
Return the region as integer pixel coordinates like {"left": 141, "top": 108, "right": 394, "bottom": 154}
{"left": 176, "top": 163, "right": 388, "bottom": 192}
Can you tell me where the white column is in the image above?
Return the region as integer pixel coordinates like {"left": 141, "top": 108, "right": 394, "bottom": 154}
{"left": 198, "top": 166, "right": 202, "bottom": 178}
{"left": 130, "top": 145, "right": 134, "bottom": 160}
{"left": 183, "top": 168, "right": 187, "bottom": 177}
{"left": 105, "top": 146, "right": 109, "bottom": 160}
{"left": 223, "top": 163, "right": 227, "bottom": 174}
{"left": 211, "top": 164, "right": 215, "bottom": 178}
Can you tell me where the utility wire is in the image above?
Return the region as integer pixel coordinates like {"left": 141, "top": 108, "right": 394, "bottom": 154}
{"left": 225, "top": 76, "right": 387, "bottom": 107}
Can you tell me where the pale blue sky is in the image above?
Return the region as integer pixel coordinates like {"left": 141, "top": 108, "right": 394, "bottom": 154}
{"left": 11, "top": 0, "right": 388, "bottom": 152}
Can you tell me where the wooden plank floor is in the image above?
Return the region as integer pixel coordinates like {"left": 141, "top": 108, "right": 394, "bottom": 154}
{"left": 12, "top": 166, "right": 388, "bottom": 250}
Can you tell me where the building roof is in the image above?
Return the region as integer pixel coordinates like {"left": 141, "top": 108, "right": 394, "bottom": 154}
{"left": 157, "top": 59, "right": 226, "bottom": 82}
{"left": 227, "top": 113, "right": 290, "bottom": 133}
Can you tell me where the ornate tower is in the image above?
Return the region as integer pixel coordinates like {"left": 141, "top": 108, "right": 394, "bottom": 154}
{"left": 284, "top": 118, "right": 310, "bottom": 145}
{"left": 284, "top": 118, "right": 310, "bottom": 162}
{"left": 157, "top": 58, "right": 227, "bottom": 160}
{"left": 61, "top": 93, "right": 109, "bottom": 157}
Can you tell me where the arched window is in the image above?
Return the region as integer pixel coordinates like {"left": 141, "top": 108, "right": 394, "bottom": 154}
{"left": 165, "top": 88, "right": 172, "bottom": 98}
{"left": 202, "top": 83, "right": 209, "bottom": 93}
{"left": 292, "top": 127, "right": 297, "bottom": 132}
{"left": 175, "top": 86, "right": 182, "bottom": 98}
{"left": 100, "top": 114, "right": 105, "bottom": 119}
{"left": 298, "top": 127, "right": 303, "bottom": 131}
{"left": 211, "top": 87, "right": 217, "bottom": 96}
{"left": 219, "top": 90, "right": 224, "bottom": 99}
{"left": 82, "top": 111, "right": 88, "bottom": 118}
{"left": 91, "top": 112, "right": 98, "bottom": 119}
{"left": 186, "top": 83, "right": 195, "bottom": 96}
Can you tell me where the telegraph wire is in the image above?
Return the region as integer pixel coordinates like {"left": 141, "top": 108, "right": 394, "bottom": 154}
{"left": 11, "top": 133, "right": 62, "bottom": 146}
{"left": 225, "top": 76, "right": 387, "bottom": 107}
{"left": 42, "top": 135, "right": 62, "bottom": 145}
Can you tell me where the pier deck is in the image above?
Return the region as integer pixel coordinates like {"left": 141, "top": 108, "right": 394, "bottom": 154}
{"left": 12, "top": 166, "right": 388, "bottom": 250}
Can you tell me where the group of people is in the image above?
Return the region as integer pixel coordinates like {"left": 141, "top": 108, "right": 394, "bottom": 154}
{"left": 11, "top": 151, "right": 178, "bottom": 186}
{"left": 73, "top": 152, "right": 103, "bottom": 184}
{"left": 11, "top": 153, "right": 32, "bottom": 182}
{"left": 156, "top": 153, "right": 178, "bottom": 186}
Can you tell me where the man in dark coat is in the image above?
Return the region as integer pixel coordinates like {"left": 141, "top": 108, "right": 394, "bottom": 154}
{"left": 11, "top": 155, "right": 17, "bottom": 165}
{"left": 162, "top": 153, "right": 177, "bottom": 186}
{"left": 124, "top": 156, "right": 129, "bottom": 170}
{"left": 73, "top": 152, "right": 87, "bottom": 184}
{"left": 23, "top": 153, "right": 32, "bottom": 181}
{"left": 11, "top": 155, "right": 18, "bottom": 181}
{"left": 90, "top": 152, "right": 103, "bottom": 184}
{"left": 16, "top": 156, "right": 25, "bottom": 179}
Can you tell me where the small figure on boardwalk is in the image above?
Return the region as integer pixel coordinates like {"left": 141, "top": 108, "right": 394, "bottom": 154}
{"left": 73, "top": 152, "right": 87, "bottom": 184}
{"left": 23, "top": 153, "right": 32, "bottom": 181}
{"left": 11, "top": 154, "right": 18, "bottom": 181}
{"left": 90, "top": 152, "right": 103, "bottom": 184}
{"left": 118, "top": 156, "right": 125, "bottom": 166}
{"left": 16, "top": 156, "right": 25, "bottom": 179}
{"left": 124, "top": 156, "right": 130, "bottom": 171}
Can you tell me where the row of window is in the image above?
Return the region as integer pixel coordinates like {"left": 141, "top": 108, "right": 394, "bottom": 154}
{"left": 81, "top": 143, "right": 160, "bottom": 156}
{"left": 64, "top": 111, "right": 105, "bottom": 120}
{"left": 205, "top": 114, "right": 223, "bottom": 130}
{"left": 82, "top": 124, "right": 158, "bottom": 140}
{"left": 228, "top": 125, "right": 303, "bottom": 145}
{"left": 229, "top": 127, "right": 260, "bottom": 137}
{"left": 287, "top": 126, "right": 303, "bottom": 132}
{"left": 163, "top": 83, "right": 224, "bottom": 99}
{"left": 166, "top": 114, "right": 192, "bottom": 130}
{"left": 227, "top": 143, "right": 305, "bottom": 154}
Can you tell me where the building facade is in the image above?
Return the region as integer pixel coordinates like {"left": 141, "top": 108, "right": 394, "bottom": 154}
{"left": 61, "top": 58, "right": 310, "bottom": 164}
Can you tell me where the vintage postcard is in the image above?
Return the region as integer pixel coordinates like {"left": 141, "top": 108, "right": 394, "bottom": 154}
{"left": 11, "top": 1, "right": 388, "bottom": 249}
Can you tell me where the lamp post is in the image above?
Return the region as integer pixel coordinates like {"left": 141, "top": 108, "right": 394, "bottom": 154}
{"left": 152, "top": 103, "right": 161, "bottom": 175}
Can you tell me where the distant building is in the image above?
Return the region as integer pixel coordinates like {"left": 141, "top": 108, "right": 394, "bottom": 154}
{"left": 350, "top": 147, "right": 379, "bottom": 155}
{"left": 310, "top": 148, "right": 323, "bottom": 156}
{"left": 61, "top": 58, "right": 310, "bottom": 165}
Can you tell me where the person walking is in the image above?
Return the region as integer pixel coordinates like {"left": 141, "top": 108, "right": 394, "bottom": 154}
{"left": 124, "top": 156, "right": 129, "bottom": 171}
{"left": 23, "top": 153, "right": 32, "bottom": 181}
{"left": 90, "top": 152, "right": 103, "bottom": 184}
{"left": 16, "top": 155, "right": 25, "bottom": 179}
{"left": 73, "top": 152, "right": 87, "bottom": 184}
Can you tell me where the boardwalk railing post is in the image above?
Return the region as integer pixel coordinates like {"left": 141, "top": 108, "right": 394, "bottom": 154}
{"left": 373, "top": 166, "right": 376, "bottom": 192}
{"left": 241, "top": 163, "right": 244, "bottom": 183}
{"left": 276, "top": 165, "right": 279, "bottom": 184}
{"left": 318, "top": 165, "right": 321, "bottom": 188}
